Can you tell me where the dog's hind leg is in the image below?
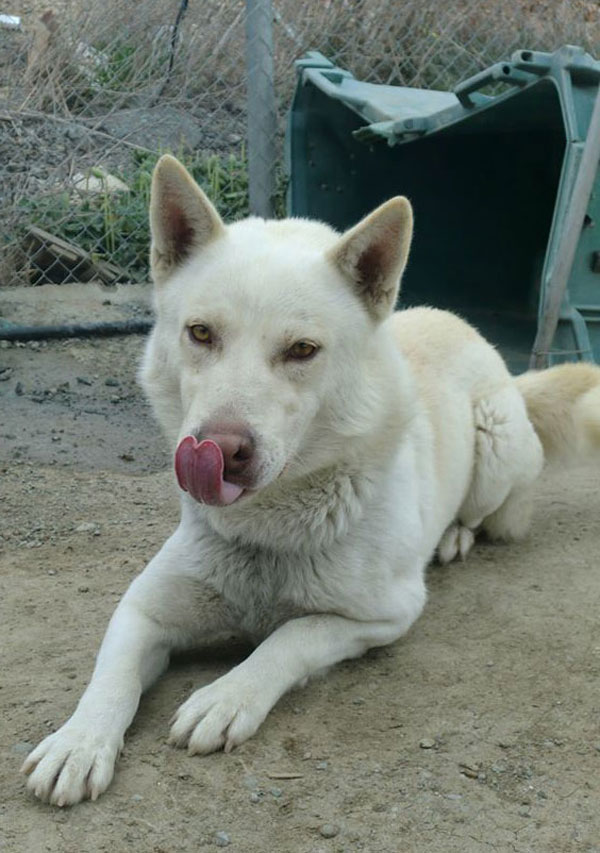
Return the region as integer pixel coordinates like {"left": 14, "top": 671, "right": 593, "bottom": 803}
{"left": 480, "top": 481, "right": 538, "bottom": 541}
{"left": 440, "top": 386, "right": 543, "bottom": 561}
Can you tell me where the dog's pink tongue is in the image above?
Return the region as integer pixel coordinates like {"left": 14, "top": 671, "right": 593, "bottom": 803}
{"left": 175, "top": 436, "right": 244, "bottom": 506}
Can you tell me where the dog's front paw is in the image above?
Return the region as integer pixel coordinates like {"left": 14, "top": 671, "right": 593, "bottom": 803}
{"left": 168, "top": 671, "right": 272, "bottom": 756}
{"left": 21, "top": 722, "right": 121, "bottom": 806}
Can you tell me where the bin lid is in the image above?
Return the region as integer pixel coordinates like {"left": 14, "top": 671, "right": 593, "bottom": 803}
{"left": 297, "top": 46, "right": 600, "bottom": 146}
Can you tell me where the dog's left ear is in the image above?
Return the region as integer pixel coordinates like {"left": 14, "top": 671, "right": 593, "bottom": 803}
{"left": 150, "top": 154, "right": 225, "bottom": 286}
{"left": 328, "top": 197, "right": 413, "bottom": 321}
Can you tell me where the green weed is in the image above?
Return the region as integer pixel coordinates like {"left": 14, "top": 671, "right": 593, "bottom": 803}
{"left": 18, "top": 149, "right": 286, "bottom": 282}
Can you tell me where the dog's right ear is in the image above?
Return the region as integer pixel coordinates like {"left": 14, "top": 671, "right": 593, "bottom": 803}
{"left": 150, "top": 154, "right": 225, "bottom": 286}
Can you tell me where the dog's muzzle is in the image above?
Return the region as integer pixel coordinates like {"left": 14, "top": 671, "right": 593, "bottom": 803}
{"left": 175, "top": 426, "right": 256, "bottom": 506}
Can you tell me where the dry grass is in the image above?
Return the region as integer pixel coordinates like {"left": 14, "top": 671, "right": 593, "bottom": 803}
{"left": 1, "top": 0, "right": 598, "bottom": 285}
{"left": 8, "top": 0, "right": 599, "bottom": 119}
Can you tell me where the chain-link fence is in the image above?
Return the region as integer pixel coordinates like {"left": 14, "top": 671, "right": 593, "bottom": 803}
{"left": 1, "top": 0, "right": 598, "bottom": 287}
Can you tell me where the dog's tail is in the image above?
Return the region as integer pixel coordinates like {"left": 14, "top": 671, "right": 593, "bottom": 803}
{"left": 515, "top": 362, "right": 600, "bottom": 464}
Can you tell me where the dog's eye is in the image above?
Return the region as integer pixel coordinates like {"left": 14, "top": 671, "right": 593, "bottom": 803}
{"left": 189, "top": 324, "right": 213, "bottom": 345}
{"left": 287, "top": 340, "right": 319, "bottom": 360}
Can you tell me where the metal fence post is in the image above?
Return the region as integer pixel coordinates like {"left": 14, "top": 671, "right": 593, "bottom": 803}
{"left": 245, "top": 0, "right": 277, "bottom": 218}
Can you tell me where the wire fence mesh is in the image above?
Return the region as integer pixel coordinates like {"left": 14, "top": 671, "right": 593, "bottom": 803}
{"left": 1, "top": 0, "right": 598, "bottom": 287}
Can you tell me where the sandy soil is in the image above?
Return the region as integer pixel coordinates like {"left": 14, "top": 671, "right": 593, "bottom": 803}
{"left": 1, "top": 288, "right": 600, "bottom": 853}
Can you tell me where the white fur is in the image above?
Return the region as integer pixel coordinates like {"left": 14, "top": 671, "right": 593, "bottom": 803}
{"left": 22, "top": 156, "right": 597, "bottom": 806}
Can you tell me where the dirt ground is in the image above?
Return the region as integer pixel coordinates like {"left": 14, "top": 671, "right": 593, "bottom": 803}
{"left": 1, "top": 285, "right": 600, "bottom": 853}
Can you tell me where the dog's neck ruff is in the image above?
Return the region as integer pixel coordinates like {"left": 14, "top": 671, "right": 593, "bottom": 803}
{"left": 185, "top": 464, "right": 380, "bottom": 554}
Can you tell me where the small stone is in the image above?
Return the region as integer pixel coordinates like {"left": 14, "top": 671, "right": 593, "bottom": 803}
{"left": 315, "top": 761, "right": 328, "bottom": 770}
{"left": 352, "top": 697, "right": 365, "bottom": 705}
{"left": 249, "top": 791, "right": 261, "bottom": 803}
{"left": 270, "top": 787, "right": 283, "bottom": 798}
{"left": 0, "top": 367, "right": 13, "bottom": 381}
{"left": 65, "top": 124, "right": 83, "bottom": 141}
{"left": 459, "top": 763, "right": 480, "bottom": 778}
{"left": 15, "top": 381, "right": 23, "bottom": 395}
{"left": 319, "top": 824, "right": 340, "bottom": 839}
{"left": 75, "top": 522, "right": 100, "bottom": 534}
{"left": 105, "top": 377, "right": 119, "bottom": 387}
{"left": 47, "top": 569, "right": 57, "bottom": 576}
{"left": 66, "top": 124, "right": 91, "bottom": 144}
{"left": 215, "top": 831, "right": 231, "bottom": 847}
{"left": 77, "top": 585, "right": 89, "bottom": 593}
{"left": 518, "top": 806, "right": 531, "bottom": 817}
{"left": 110, "top": 395, "right": 121, "bottom": 404}
{"left": 419, "top": 738, "right": 436, "bottom": 749}
{"left": 76, "top": 376, "right": 93, "bottom": 386}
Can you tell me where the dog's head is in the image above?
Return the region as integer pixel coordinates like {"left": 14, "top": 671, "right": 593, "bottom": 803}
{"left": 140, "top": 155, "right": 413, "bottom": 507}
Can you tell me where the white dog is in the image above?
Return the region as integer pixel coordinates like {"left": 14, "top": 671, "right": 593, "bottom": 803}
{"left": 22, "top": 155, "right": 600, "bottom": 806}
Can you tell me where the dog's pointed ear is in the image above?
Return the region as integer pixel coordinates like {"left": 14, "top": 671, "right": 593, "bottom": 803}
{"left": 150, "top": 154, "right": 225, "bottom": 286}
{"left": 328, "top": 197, "right": 413, "bottom": 321}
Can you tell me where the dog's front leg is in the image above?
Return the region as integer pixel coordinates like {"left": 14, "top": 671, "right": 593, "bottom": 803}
{"left": 169, "top": 603, "right": 422, "bottom": 755}
{"left": 22, "top": 527, "right": 232, "bottom": 806}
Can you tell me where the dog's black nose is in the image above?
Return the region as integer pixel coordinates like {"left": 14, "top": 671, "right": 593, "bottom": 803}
{"left": 200, "top": 425, "right": 256, "bottom": 482}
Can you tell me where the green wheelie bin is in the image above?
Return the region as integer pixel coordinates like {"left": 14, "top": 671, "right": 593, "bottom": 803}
{"left": 287, "top": 45, "right": 600, "bottom": 371}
